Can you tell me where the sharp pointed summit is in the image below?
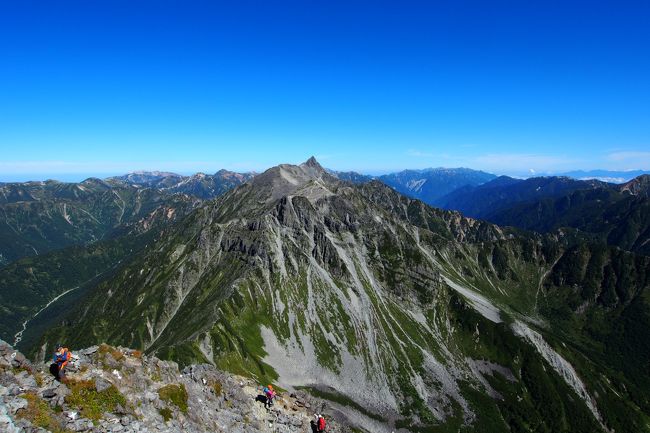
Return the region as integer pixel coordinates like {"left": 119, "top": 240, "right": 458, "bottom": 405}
{"left": 245, "top": 158, "right": 338, "bottom": 204}
{"left": 302, "top": 155, "right": 324, "bottom": 170}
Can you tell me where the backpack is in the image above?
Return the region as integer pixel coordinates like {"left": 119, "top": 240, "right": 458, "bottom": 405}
{"left": 54, "top": 348, "right": 71, "bottom": 366}
{"left": 318, "top": 417, "right": 326, "bottom": 430}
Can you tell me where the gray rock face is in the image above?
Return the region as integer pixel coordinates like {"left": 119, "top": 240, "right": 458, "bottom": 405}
{"left": 6, "top": 397, "right": 28, "bottom": 414}
{"left": 41, "top": 388, "right": 57, "bottom": 398}
{"left": 0, "top": 340, "right": 346, "bottom": 433}
{"left": 0, "top": 339, "right": 32, "bottom": 371}
{"left": 95, "top": 377, "right": 113, "bottom": 392}
{"left": 81, "top": 346, "right": 99, "bottom": 356}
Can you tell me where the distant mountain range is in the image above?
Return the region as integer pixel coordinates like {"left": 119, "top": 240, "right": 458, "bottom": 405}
{"left": 107, "top": 169, "right": 256, "bottom": 199}
{"left": 331, "top": 167, "right": 497, "bottom": 203}
{"left": 0, "top": 178, "right": 200, "bottom": 266}
{"left": 0, "top": 170, "right": 257, "bottom": 266}
{"left": 434, "top": 176, "right": 609, "bottom": 218}
{"left": 2, "top": 166, "right": 649, "bottom": 267}
{"left": 329, "top": 168, "right": 649, "bottom": 204}
{"left": 556, "top": 169, "right": 650, "bottom": 183}
{"left": 375, "top": 168, "right": 497, "bottom": 204}
{"left": 436, "top": 175, "right": 650, "bottom": 255}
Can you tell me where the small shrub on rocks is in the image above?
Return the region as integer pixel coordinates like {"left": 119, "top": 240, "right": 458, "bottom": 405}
{"left": 158, "top": 407, "right": 173, "bottom": 422}
{"left": 157, "top": 384, "right": 188, "bottom": 413}
{"left": 17, "top": 393, "right": 68, "bottom": 433}
{"left": 12, "top": 365, "right": 31, "bottom": 375}
{"left": 212, "top": 380, "right": 223, "bottom": 396}
{"left": 98, "top": 343, "right": 125, "bottom": 362}
{"left": 65, "top": 379, "right": 127, "bottom": 421}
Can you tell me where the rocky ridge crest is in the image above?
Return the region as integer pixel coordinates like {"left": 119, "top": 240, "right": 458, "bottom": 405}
{"left": 0, "top": 339, "right": 343, "bottom": 433}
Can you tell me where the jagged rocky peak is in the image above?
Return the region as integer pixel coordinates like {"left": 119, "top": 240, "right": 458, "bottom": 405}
{"left": 620, "top": 174, "right": 650, "bottom": 197}
{"left": 302, "top": 155, "right": 324, "bottom": 170}
{"left": 248, "top": 156, "right": 338, "bottom": 203}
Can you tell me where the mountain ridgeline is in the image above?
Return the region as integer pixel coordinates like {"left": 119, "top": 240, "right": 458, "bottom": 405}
{"left": 107, "top": 169, "right": 256, "bottom": 199}
{"left": 0, "top": 170, "right": 257, "bottom": 267}
{"left": 4, "top": 165, "right": 646, "bottom": 269}
{"left": 435, "top": 175, "right": 608, "bottom": 217}
{"left": 0, "top": 178, "right": 201, "bottom": 266}
{"left": 28, "top": 158, "right": 650, "bottom": 432}
{"left": 437, "top": 175, "right": 650, "bottom": 256}
{"left": 377, "top": 167, "right": 497, "bottom": 204}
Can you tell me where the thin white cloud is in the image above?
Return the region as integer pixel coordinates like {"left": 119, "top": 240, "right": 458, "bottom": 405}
{"left": 0, "top": 160, "right": 247, "bottom": 175}
{"left": 606, "top": 151, "right": 650, "bottom": 163}
{"left": 406, "top": 149, "right": 436, "bottom": 158}
{"left": 473, "top": 153, "right": 573, "bottom": 165}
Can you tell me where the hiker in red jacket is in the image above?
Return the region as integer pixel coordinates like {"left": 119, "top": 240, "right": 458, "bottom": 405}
{"left": 317, "top": 414, "right": 326, "bottom": 432}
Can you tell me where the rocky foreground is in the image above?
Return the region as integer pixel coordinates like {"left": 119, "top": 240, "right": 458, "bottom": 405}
{"left": 0, "top": 340, "right": 346, "bottom": 433}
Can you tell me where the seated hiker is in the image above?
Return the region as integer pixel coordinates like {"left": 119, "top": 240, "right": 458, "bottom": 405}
{"left": 50, "top": 344, "right": 71, "bottom": 382}
{"left": 263, "top": 384, "right": 276, "bottom": 409}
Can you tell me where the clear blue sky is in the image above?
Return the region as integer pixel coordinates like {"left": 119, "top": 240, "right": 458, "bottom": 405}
{"left": 1, "top": 0, "right": 649, "bottom": 180}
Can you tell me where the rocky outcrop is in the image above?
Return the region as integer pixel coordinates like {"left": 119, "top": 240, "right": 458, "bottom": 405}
{"left": 0, "top": 340, "right": 344, "bottom": 433}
